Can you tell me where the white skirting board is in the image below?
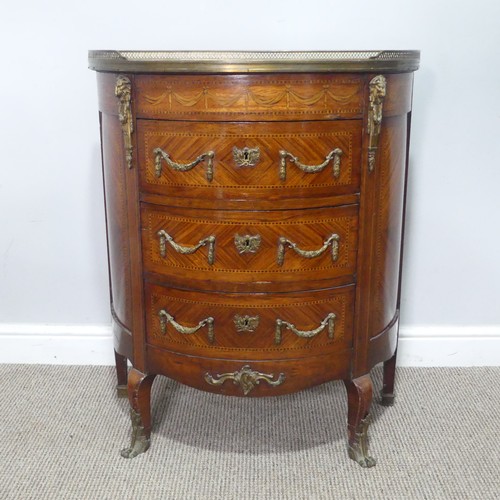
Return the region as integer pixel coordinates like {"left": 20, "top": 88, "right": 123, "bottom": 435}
{"left": 0, "top": 324, "right": 499, "bottom": 367}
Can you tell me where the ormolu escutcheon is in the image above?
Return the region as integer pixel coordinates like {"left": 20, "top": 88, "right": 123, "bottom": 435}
{"left": 233, "top": 146, "right": 260, "bottom": 167}
{"left": 234, "top": 234, "right": 261, "bottom": 254}
{"left": 233, "top": 314, "right": 260, "bottom": 333}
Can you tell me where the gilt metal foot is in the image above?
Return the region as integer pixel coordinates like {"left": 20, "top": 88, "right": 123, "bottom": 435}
{"left": 120, "top": 408, "right": 151, "bottom": 459}
{"left": 379, "top": 390, "right": 395, "bottom": 406}
{"left": 116, "top": 384, "right": 128, "bottom": 398}
{"left": 348, "top": 415, "right": 376, "bottom": 468}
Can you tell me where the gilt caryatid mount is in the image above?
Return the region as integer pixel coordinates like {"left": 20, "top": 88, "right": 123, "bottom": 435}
{"left": 92, "top": 50, "right": 419, "bottom": 469}
{"left": 114, "top": 76, "right": 133, "bottom": 169}
{"left": 367, "top": 75, "right": 387, "bottom": 172}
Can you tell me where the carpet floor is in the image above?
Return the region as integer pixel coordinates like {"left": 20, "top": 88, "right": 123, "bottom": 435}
{"left": 0, "top": 365, "right": 499, "bottom": 499}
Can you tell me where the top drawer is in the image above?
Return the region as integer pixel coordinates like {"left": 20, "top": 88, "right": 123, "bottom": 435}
{"left": 138, "top": 120, "right": 361, "bottom": 203}
{"left": 133, "top": 73, "right": 364, "bottom": 121}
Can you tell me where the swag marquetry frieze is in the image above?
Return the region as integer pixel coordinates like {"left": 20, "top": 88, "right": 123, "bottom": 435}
{"left": 134, "top": 74, "right": 365, "bottom": 119}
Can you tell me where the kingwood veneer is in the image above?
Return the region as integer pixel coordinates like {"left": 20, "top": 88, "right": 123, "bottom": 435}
{"left": 89, "top": 50, "right": 419, "bottom": 467}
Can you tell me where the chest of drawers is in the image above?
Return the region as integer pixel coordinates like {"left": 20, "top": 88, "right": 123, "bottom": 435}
{"left": 89, "top": 50, "right": 419, "bottom": 467}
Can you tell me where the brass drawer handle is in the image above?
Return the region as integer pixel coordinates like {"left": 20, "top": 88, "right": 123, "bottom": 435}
{"left": 233, "top": 146, "right": 260, "bottom": 167}
{"left": 157, "top": 230, "right": 215, "bottom": 265}
{"left": 153, "top": 148, "right": 215, "bottom": 181}
{"left": 204, "top": 365, "right": 285, "bottom": 395}
{"left": 275, "top": 313, "right": 336, "bottom": 345}
{"left": 233, "top": 315, "right": 260, "bottom": 333}
{"left": 279, "top": 148, "right": 343, "bottom": 181}
{"left": 234, "top": 234, "right": 261, "bottom": 254}
{"left": 277, "top": 233, "right": 340, "bottom": 266}
{"left": 158, "top": 309, "right": 215, "bottom": 343}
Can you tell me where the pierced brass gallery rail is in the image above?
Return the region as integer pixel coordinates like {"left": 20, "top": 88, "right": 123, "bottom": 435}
{"left": 367, "top": 75, "right": 387, "bottom": 172}
{"left": 275, "top": 313, "right": 336, "bottom": 345}
{"left": 279, "top": 148, "right": 343, "bottom": 181}
{"left": 115, "top": 75, "right": 134, "bottom": 169}
{"left": 204, "top": 365, "right": 285, "bottom": 395}
{"left": 277, "top": 234, "right": 340, "bottom": 266}
{"left": 153, "top": 148, "right": 215, "bottom": 181}
{"left": 158, "top": 309, "right": 215, "bottom": 343}
{"left": 157, "top": 230, "right": 215, "bottom": 265}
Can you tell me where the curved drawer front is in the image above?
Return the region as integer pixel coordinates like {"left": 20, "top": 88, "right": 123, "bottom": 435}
{"left": 145, "top": 284, "right": 354, "bottom": 360}
{"left": 134, "top": 73, "right": 364, "bottom": 121}
{"left": 142, "top": 204, "right": 358, "bottom": 283}
{"left": 147, "top": 347, "right": 351, "bottom": 397}
{"left": 138, "top": 120, "right": 361, "bottom": 202}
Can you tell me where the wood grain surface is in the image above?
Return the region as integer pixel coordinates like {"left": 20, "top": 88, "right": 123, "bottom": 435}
{"left": 141, "top": 203, "right": 358, "bottom": 286}
{"left": 145, "top": 283, "right": 355, "bottom": 360}
{"left": 138, "top": 120, "right": 361, "bottom": 204}
{"left": 94, "top": 64, "right": 416, "bottom": 462}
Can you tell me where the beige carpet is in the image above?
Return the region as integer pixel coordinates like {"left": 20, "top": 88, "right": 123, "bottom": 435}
{"left": 0, "top": 365, "right": 499, "bottom": 499}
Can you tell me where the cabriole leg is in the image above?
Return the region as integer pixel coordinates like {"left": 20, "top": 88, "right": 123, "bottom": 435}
{"left": 121, "top": 368, "right": 156, "bottom": 459}
{"left": 343, "top": 374, "right": 376, "bottom": 468}
{"left": 114, "top": 350, "right": 128, "bottom": 398}
{"left": 380, "top": 350, "right": 397, "bottom": 406}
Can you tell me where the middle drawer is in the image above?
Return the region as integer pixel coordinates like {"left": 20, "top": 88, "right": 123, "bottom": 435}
{"left": 142, "top": 204, "right": 358, "bottom": 286}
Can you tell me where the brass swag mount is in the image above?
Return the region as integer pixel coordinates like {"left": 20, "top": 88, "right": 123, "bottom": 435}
{"left": 157, "top": 309, "right": 337, "bottom": 345}
{"left": 277, "top": 234, "right": 340, "bottom": 266}
{"left": 157, "top": 232, "right": 341, "bottom": 266}
{"left": 279, "top": 148, "right": 343, "bottom": 181}
{"left": 204, "top": 365, "right": 285, "bottom": 395}
{"left": 158, "top": 309, "right": 215, "bottom": 343}
{"left": 275, "top": 312, "right": 336, "bottom": 345}
{"left": 157, "top": 230, "right": 216, "bottom": 265}
{"left": 152, "top": 147, "right": 343, "bottom": 182}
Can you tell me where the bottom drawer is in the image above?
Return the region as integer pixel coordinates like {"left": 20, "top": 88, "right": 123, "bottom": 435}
{"left": 145, "top": 283, "right": 355, "bottom": 360}
{"left": 146, "top": 345, "right": 351, "bottom": 397}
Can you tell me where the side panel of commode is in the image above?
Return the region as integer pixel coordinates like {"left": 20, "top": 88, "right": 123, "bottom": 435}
{"left": 97, "top": 72, "right": 146, "bottom": 366}
{"left": 353, "top": 73, "right": 413, "bottom": 376}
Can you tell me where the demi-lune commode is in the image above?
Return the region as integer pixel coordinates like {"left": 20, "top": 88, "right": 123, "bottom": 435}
{"left": 89, "top": 50, "right": 419, "bottom": 467}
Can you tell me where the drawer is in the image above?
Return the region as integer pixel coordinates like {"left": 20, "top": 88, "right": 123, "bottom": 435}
{"left": 138, "top": 120, "right": 361, "bottom": 203}
{"left": 142, "top": 204, "right": 358, "bottom": 285}
{"left": 134, "top": 73, "right": 365, "bottom": 122}
{"left": 146, "top": 347, "right": 352, "bottom": 397}
{"left": 145, "top": 283, "right": 354, "bottom": 360}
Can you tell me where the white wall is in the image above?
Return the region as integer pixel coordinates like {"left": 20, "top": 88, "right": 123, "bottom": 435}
{"left": 0, "top": 0, "right": 499, "bottom": 364}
